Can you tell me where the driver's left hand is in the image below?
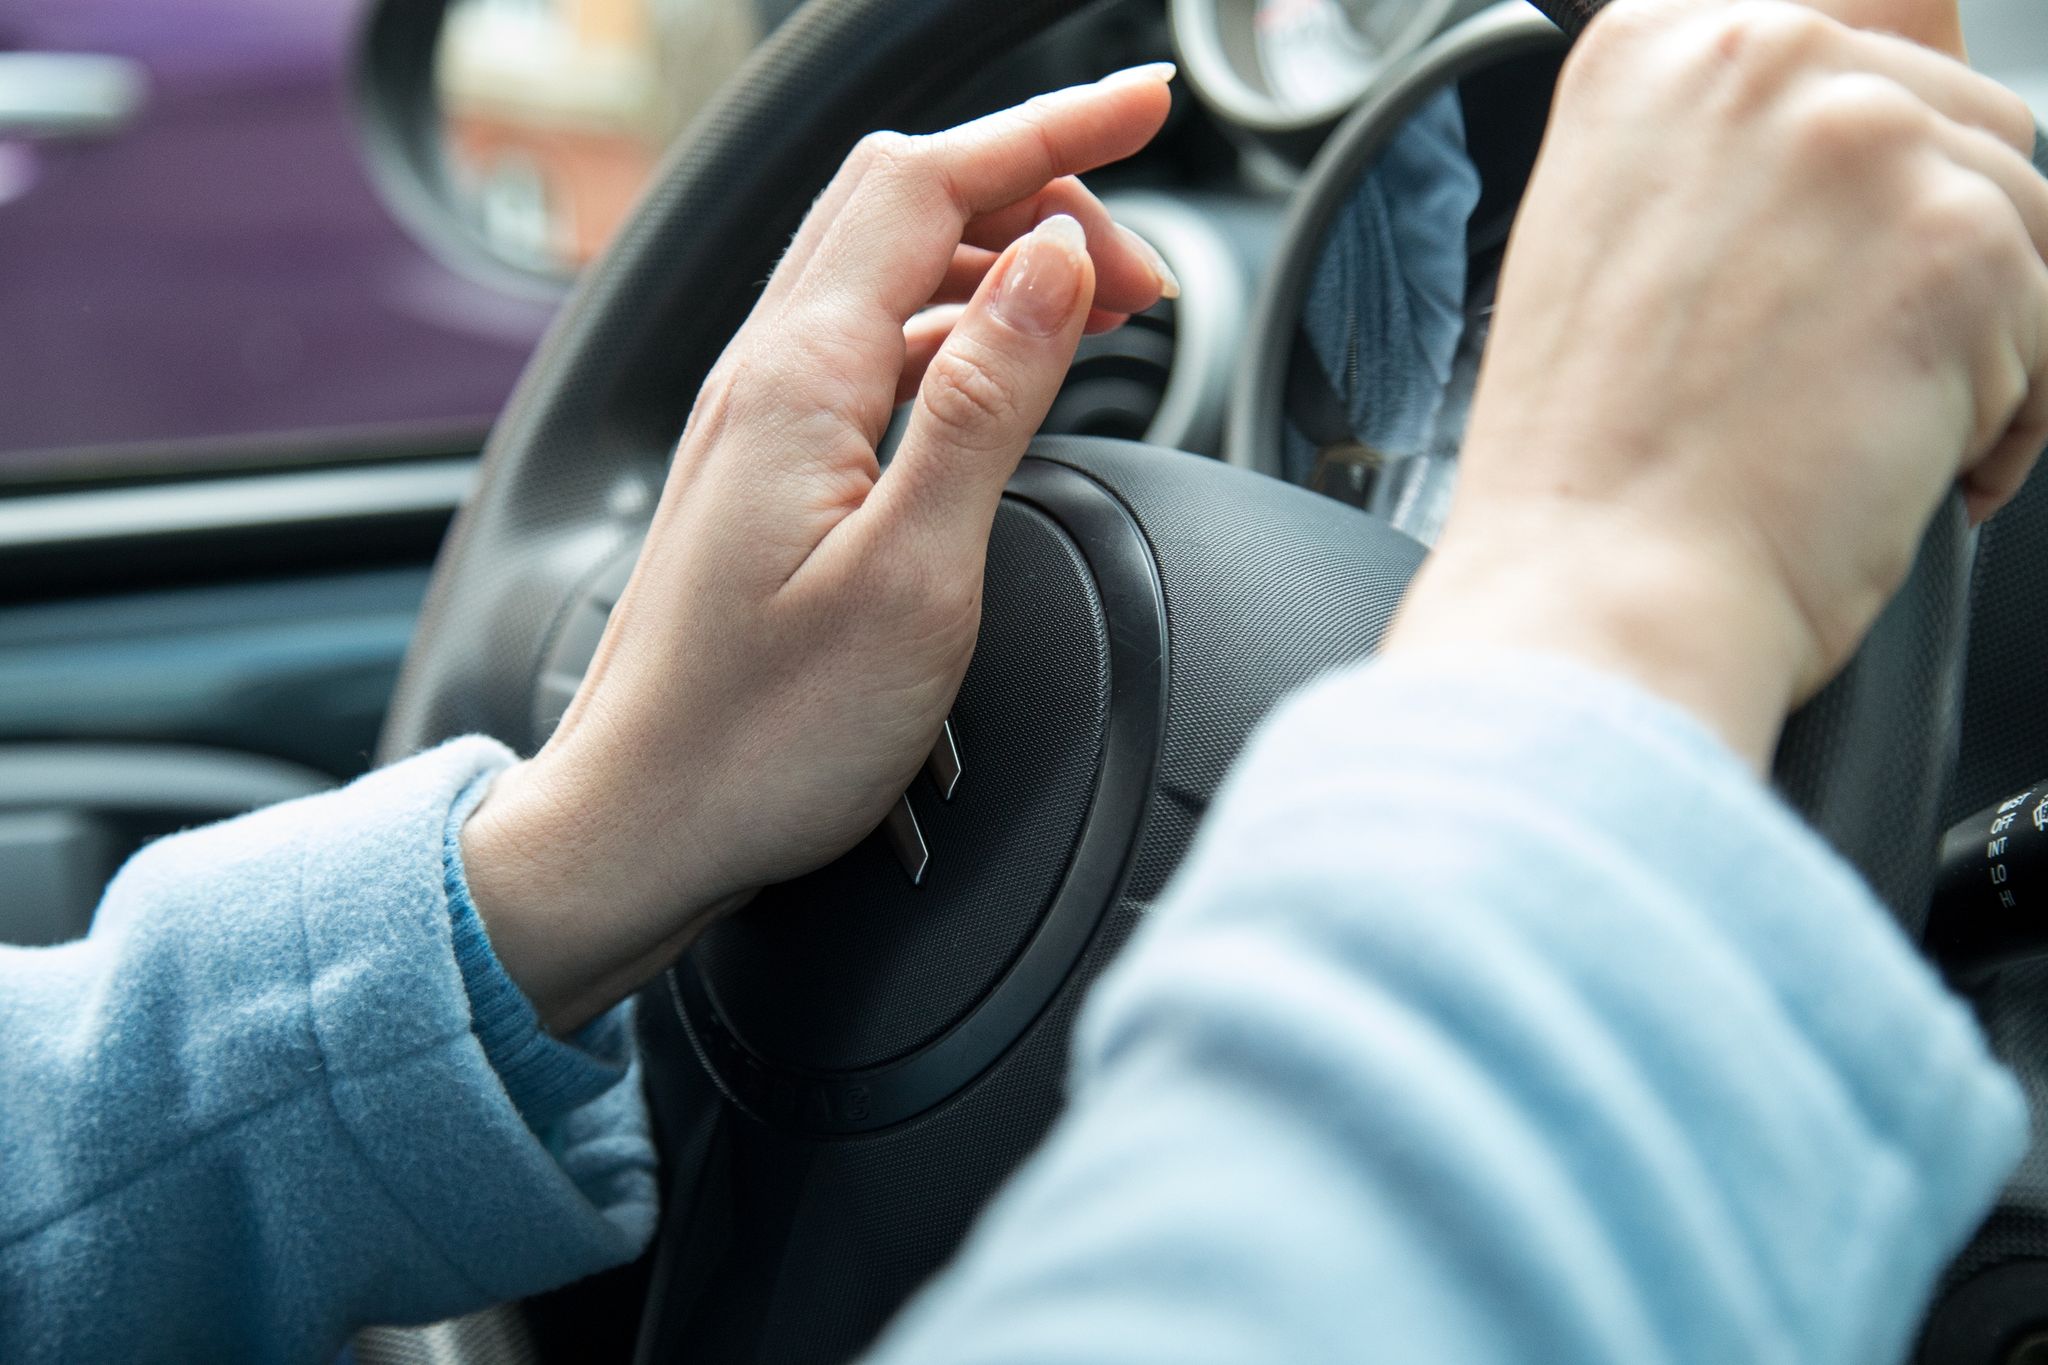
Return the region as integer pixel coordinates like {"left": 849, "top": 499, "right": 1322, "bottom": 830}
{"left": 459, "top": 67, "right": 1179, "bottom": 1033}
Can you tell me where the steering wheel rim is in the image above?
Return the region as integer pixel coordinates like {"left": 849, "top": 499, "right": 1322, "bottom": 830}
{"left": 1226, "top": 0, "right": 1977, "bottom": 929}
{"left": 367, "top": 0, "right": 2018, "bottom": 1360}
{"left": 376, "top": 0, "right": 1113, "bottom": 765}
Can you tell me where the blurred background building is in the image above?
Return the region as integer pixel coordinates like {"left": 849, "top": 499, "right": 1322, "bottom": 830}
{"left": 435, "top": 0, "right": 768, "bottom": 270}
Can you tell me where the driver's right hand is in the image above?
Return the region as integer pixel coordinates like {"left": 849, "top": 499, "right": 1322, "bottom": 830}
{"left": 1390, "top": 0, "right": 2048, "bottom": 771}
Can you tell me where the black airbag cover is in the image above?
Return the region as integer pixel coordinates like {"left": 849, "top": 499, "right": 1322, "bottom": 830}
{"left": 694, "top": 498, "right": 1113, "bottom": 1076}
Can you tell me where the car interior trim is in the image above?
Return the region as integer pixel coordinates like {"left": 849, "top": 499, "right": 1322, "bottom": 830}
{"left": 0, "top": 742, "right": 334, "bottom": 820}
{"left": 0, "top": 458, "right": 476, "bottom": 553}
{"left": 1169, "top": 0, "right": 1478, "bottom": 138}
{"left": 1226, "top": 0, "right": 1565, "bottom": 471}
{"left": 1110, "top": 191, "right": 1250, "bottom": 457}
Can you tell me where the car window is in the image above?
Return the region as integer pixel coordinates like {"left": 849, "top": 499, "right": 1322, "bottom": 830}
{"left": 0, "top": 0, "right": 774, "bottom": 488}
{"left": 437, "top": 0, "right": 781, "bottom": 274}
{"left": 0, "top": 0, "right": 2035, "bottom": 488}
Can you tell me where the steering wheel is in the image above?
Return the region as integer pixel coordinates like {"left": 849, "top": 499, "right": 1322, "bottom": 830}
{"left": 366, "top": 0, "right": 2038, "bottom": 1359}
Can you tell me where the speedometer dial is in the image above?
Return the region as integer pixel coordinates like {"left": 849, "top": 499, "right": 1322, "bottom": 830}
{"left": 1172, "top": 0, "right": 1477, "bottom": 139}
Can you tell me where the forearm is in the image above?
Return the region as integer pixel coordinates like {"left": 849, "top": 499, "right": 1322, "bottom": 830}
{"left": 870, "top": 654, "right": 2024, "bottom": 1365}
{"left": 0, "top": 740, "right": 656, "bottom": 1364}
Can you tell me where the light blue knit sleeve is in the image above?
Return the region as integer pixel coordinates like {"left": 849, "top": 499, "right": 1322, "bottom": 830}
{"left": 0, "top": 737, "right": 657, "bottom": 1365}
{"left": 441, "top": 772, "right": 640, "bottom": 1130}
{"left": 870, "top": 653, "right": 2027, "bottom": 1365}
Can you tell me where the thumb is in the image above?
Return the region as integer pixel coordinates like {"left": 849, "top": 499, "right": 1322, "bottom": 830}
{"left": 870, "top": 213, "right": 1095, "bottom": 566}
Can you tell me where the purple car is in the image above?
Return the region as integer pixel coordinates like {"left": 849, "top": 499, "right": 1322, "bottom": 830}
{"left": 0, "top": 0, "right": 554, "bottom": 479}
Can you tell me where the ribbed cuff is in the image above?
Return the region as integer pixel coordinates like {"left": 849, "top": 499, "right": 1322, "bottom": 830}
{"left": 443, "top": 775, "right": 633, "bottom": 1133}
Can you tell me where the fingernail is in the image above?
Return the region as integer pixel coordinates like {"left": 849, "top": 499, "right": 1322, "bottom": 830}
{"left": 1100, "top": 61, "right": 1177, "bottom": 90}
{"left": 1116, "top": 222, "right": 1180, "bottom": 301}
{"left": 993, "top": 214, "right": 1087, "bottom": 337}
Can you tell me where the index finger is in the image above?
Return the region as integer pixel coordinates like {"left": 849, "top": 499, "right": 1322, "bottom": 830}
{"left": 785, "top": 65, "right": 1176, "bottom": 326}
{"left": 1832, "top": 22, "right": 2039, "bottom": 157}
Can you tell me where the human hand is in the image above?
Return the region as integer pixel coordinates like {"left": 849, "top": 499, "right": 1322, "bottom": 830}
{"left": 1804, "top": 0, "right": 1965, "bottom": 58}
{"left": 1386, "top": 0, "right": 2047, "bottom": 769}
{"left": 459, "top": 69, "right": 1179, "bottom": 1032}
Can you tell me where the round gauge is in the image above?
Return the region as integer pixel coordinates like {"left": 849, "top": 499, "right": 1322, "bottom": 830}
{"left": 1223, "top": 2, "right": 1568, "bottom": 538}
{"left": 1170, "top": 0, "right": 1478, "bottom": 139}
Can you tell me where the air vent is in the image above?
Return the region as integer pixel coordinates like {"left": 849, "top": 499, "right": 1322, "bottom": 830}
{"left": 1043, "top": 304, "right": 1177, "bottom": 443}
{"left": 1041, "top": 193, "right": 1248, "bottom": 457}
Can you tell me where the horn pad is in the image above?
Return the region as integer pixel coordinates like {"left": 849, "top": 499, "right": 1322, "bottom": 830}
{"left": 636, "top": 438, "right": 1427, "bottom": 1363}
{"left": 676, "top": 457, "right": 1166, "bottom": 1132}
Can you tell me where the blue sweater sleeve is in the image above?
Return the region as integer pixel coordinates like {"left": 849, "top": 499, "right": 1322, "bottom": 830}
{"left": 869, "top": 653, "right": 2028, "bottom": 1365}
{"left": 0, "top": 737, "right": 657, "bottom": 1365}
{"left": 442, "top": 773, "right": 637, "bottom": 1130}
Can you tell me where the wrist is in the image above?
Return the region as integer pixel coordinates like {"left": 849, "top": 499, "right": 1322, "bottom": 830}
{"left": 458, "top": 747, "right": 743, "bottom": 1033}
{"left": 1385, "top": 499, "right": 1813, "bottom": 772}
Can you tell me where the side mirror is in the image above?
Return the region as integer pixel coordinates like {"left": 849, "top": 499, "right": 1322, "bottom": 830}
{"left": 354, "top": 0, "right": 783, "bottom": 287}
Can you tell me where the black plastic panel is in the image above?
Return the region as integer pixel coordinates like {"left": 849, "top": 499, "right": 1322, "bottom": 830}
{"left": 672, "top": 459, "right": 1168, "bottom": 1134}
{"left": 1920, "top": 1260, "right": 2048, "bottom": 1364}
{"left": 0, "top": 567, "right": 429, "bottom": 779}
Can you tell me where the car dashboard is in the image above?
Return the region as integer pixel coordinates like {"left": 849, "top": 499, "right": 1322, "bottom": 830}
{"left": 4, "top": 1, "right": 2048, "bottom": 1361}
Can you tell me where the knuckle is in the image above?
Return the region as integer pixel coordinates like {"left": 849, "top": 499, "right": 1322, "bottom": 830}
{"left": 720, "top": 347, "right": 791, "bottom": 419}
{"left": 1921, "top": 171, "right": 2012, "bottom": 243}
{"left": 849, "top": 129, "right": 917, "bottom": 180}
{"left": 1789, "top": 75, "right": 1926, "bottom": 167}
{"left": 1703, "top": 2, "right": 1835, "bottom": 107}
{"left": 918, "top": 344, "right": 1022, "bottom": 442}
{"left": 1990, "top": 82, "right": 2038, "bottom": 151}
{"left": 846, "top": 127, "right": 962, "bottom": 218}
{"left": 713, "top": 329, "right": 873, "bottom": 445}
{"left": 1716, "top": 0, "right": 1828, "bottom": 64}
{"left": 1005, "top": 101, "right": 1065, "bottom": 176}
{"left": 1910, "top": 177, "right": 2019, "bottom": 280}
{"left": 1686, "top": 2, "right": 1832, "bottom": 108}
{"left": 1564, "top": 0, "right": 1828, "bottom": 117}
